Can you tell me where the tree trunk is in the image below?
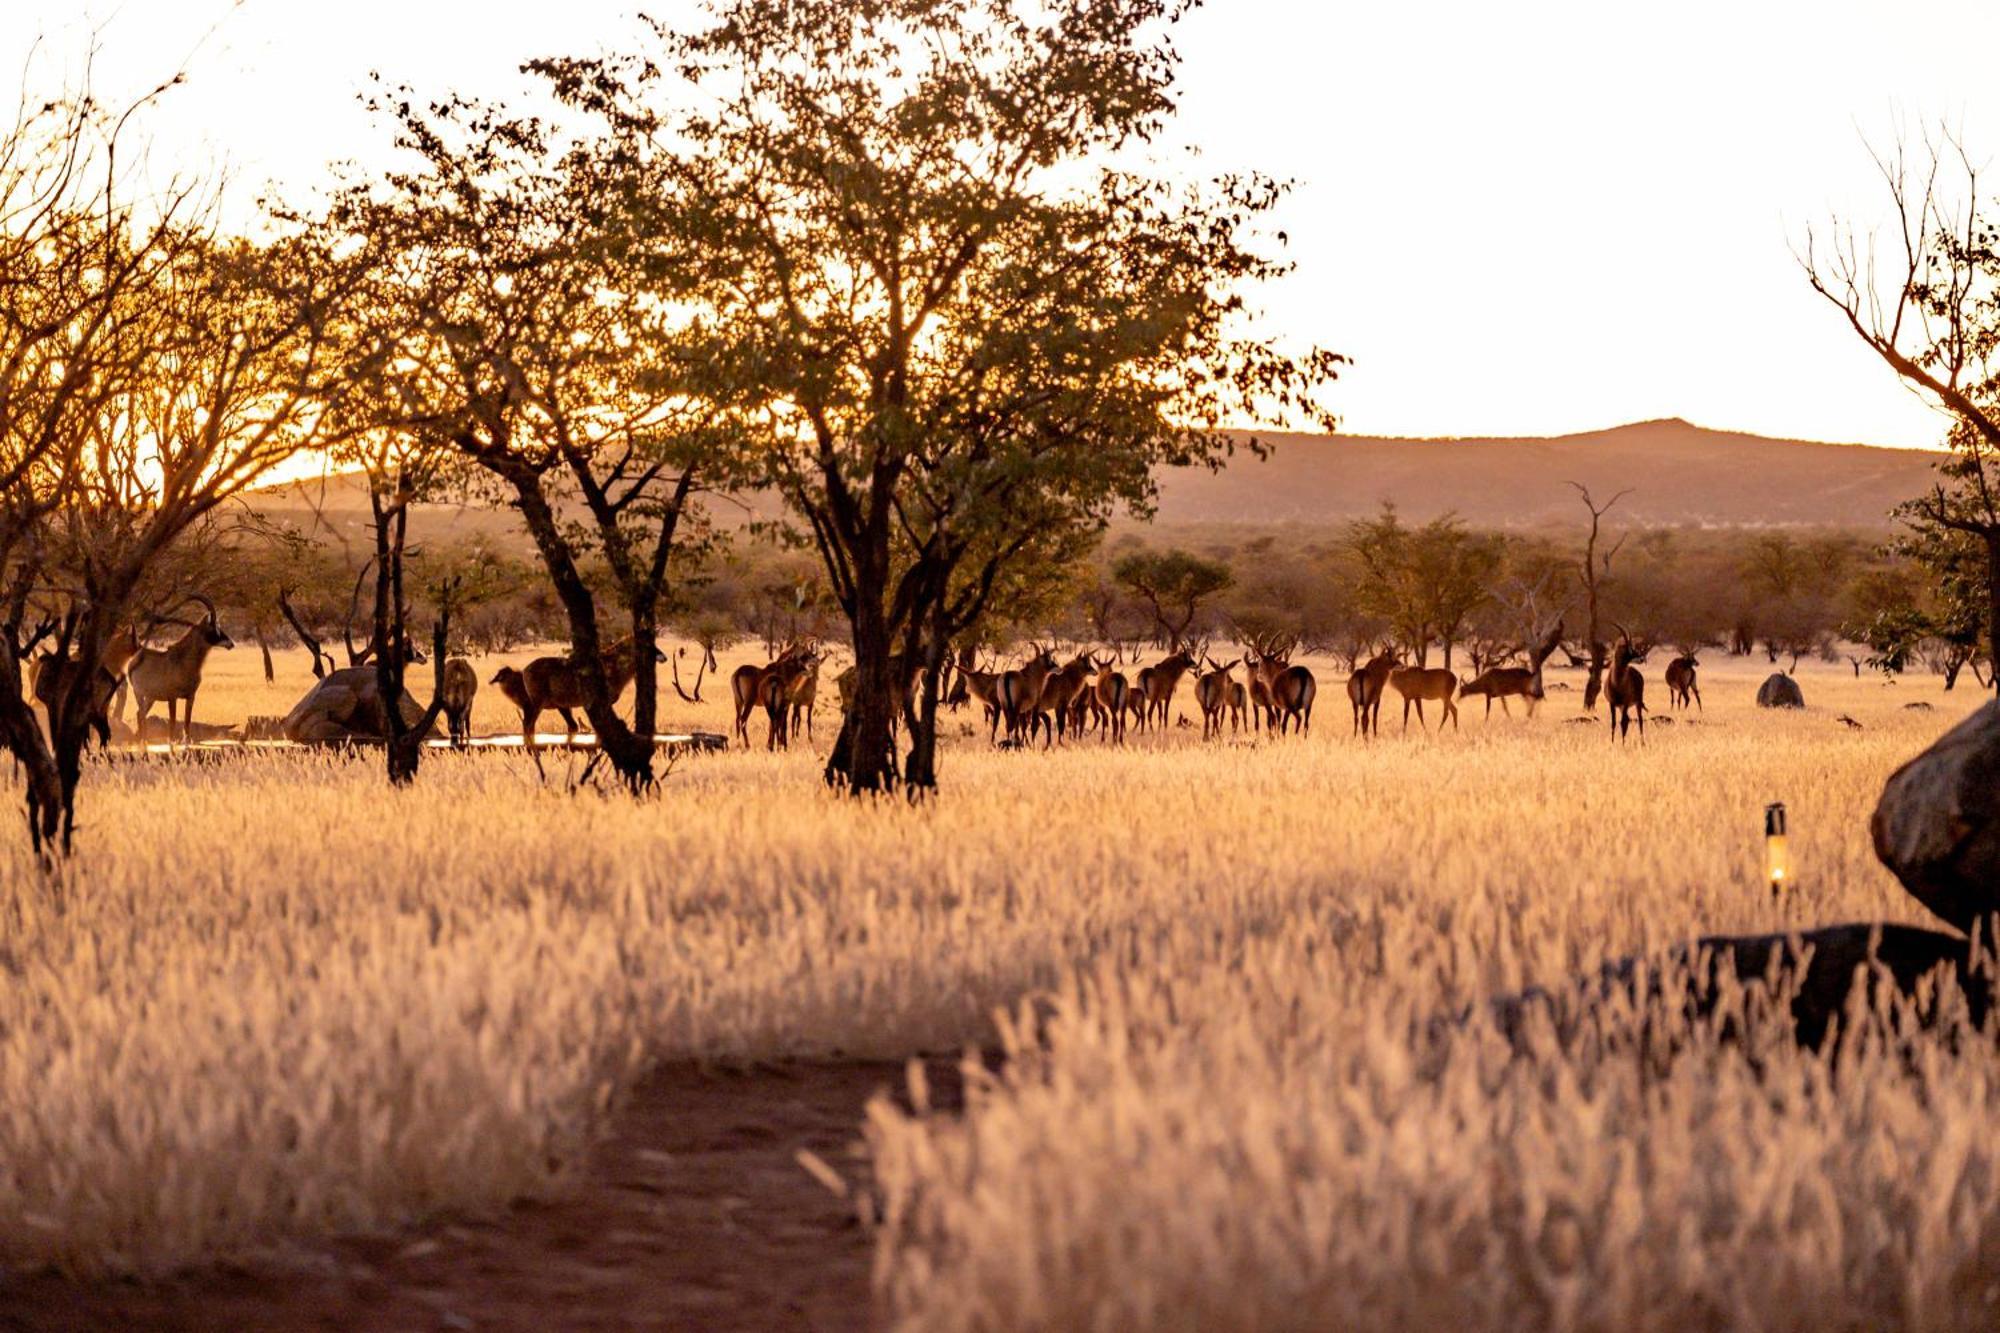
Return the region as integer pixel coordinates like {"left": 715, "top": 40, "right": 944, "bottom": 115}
{"left": 1987, "top": 531, "right": 2000, "bottom": 698}
{"left": 827, "top": 601, "right": 896, "bottom": 793}
{"left": 902, "top": 610, "right": 949, "bottom": 795}
{"left": 510, "top": 480, "right": 655, "bottom": 790}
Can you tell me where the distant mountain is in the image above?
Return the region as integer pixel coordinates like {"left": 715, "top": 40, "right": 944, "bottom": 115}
{"left": 245, "top": 418, "right": 1944, "bottom": 547}
{"left": 1147, "top": 418, "right": 1942, "bottom": 530}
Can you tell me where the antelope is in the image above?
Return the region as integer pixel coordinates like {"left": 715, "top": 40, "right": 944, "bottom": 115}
{"left": 1605, "top": 625, "right": 1649, "bottom": 740}
{"left": 441, "top": 658, "right": 478, "bottom": 746}
{"left": 1194, "top": 656, "right": 1240, "bottom": 740}
{"left": 1664, "top": 652, "right": 1702, "bottom": 711}
{"left": 785, "top": 644, "right": 828, "bottom": 742}
{"left": 998, "top": 644, "right": 1060, "bottom": 746}
{"left": 732, "top": 642, "right": 808, "bottom": 747}
{"left": 1037, "top": 651, "right": 1099, "bottom": 743}
{"left": 129, "top": 596, "right": 234, "bottom": 743}
{"left": 494, "top": 636, "right": 664, "bottom": 742}
{"left": 1092, "top": 662, "right": 1130, "bottom": 744}
{"left": 1245, "top": 638, "right": 1319, "bottom": 736}
{"left": 955, "top": 654, "right": 1008, "bottom": 742}
{"left": 1135, "top": 646, "right": 1199, "bottom": 731}
{"left": 1226, "top": 677, "right": 1248, "bottom": 733}
{"left": 833, "top": 654, "right": 923, "bottom": 726}
{"left": 32, "top": 623, "right": 141, "bottom": 747}
{"left": 1349, "top": 649, "right": 1400, "bottom": 737}
{"left": 1390, "top": 663, "right": 1460, "bottom": 732}
{"left": 760, "top": 649, "right": 822, "bottom": 751}
{"left": 1458, "top": 621, "right": 1565, "bottom": 720}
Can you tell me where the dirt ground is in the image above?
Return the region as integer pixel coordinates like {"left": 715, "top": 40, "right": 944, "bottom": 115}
{"left": 2, "top": 1060, "right": 964, "bottom": 1333}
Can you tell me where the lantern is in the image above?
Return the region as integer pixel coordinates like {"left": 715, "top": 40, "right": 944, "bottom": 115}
{"left": 1764, "top": 802, "right": 1790, "bottom": 895}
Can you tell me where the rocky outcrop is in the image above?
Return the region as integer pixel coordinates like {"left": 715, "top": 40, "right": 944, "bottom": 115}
{"left": 1872, "top": 700, "right": 2000, "bottom": 934}
{"left": 280, "top": 667, "right": 436, "bottom": 745}
{"left": 1755, "top": 673, "right": 1805, "bottom": 709}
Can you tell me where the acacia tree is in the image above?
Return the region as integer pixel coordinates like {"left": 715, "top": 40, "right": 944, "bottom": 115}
{"left": 1802, "top": 136, "right": 2000, "bottom": 694}
{"left": 539, "top": 0, "right": 1341, "bottom": 794}
{"left": 328, "top": 97, "right": 714, "bottom": 787}
{"left": 1345, "top": 505, "right": 1497, "bottom": 666}
{"left": 0, "top": 82, "right": 366, "bottom": 852}
{"left": 1114, "top": 549, "right": 1235, "bottom": 647}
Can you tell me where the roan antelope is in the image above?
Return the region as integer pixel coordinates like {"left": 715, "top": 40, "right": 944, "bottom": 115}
{"left": 1348, "top": 649, "right": 1400, "bottom": 737}
{"left": 998, "top": 644, "right": 1060, "bottom": 746}
{"left": 953, "top": 651, "right": 1008, "bottom": 743}
{"left": 1458, "top": 621, "right": 1565, "bottom": 720}
{"left": 494, "top": 636, "right": 664, "bottom": 743}
{"left": 1036, "top": 651, "right": 1098, "bottom": 743}
{"left": 1134, "top": 645, "right": 1199, "bottom": 732}
{"left": 1390, "top": 663, "right": 1460, "bottom": 732}
{"left": 732, "top": 642, "right": 809, "bottom": 747}
{"left": 1245, "top": 637, "right": 1319, "bottom": 736}
{"left": 1604, "top": 625, "right": 1649, "bottom": 740}
{"left": 1092, "top": 661, "right": 1130, "bottom": 744}
{"left": 1194, "top": 656, "right": 1240, "bottom": 740}
{"left": 760, "top": 647, "right": 823, "bottom": 751}
{"left": 32, "top": 623, "right": 141, "bottom": 747}
{"left": 129, "top": 596, "right": 234, "bottom": 743}
{"left": 1664, "top": 652, "right": 1702, "bottom": 711}
{"left": 785, "top": 644, "right": 828, "bottom": 742}
{"left": 441, "top": 658, "right": 478, "bottom": 747}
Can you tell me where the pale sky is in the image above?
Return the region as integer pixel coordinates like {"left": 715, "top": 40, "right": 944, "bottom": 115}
{"left": 5, "top": 0, "right": 1996, "bottom": 449}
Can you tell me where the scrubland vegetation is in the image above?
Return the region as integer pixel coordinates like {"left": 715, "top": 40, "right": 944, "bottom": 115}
{"left": 2, "top": 648, "right": 1988, "bottom": 1332}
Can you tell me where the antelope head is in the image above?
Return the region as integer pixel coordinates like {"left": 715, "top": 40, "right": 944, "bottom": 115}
{"left": 190, "top": 595, "right": 234, "bottom": 650}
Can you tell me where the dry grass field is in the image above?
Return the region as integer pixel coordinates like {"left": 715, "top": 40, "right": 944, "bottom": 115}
{"left": 2, "top": 644, "right": 1991, "bottom": 1328}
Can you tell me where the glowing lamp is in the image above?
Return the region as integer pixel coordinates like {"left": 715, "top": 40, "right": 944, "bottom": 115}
{"left": 1764, "top": 802, "right": 1790, "bottom": 895}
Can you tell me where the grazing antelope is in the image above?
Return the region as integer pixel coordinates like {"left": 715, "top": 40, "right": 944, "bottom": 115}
{"left": 32, "top": 623, "right": 141, "bottom": 747}
{"left": 1390, "top": 664, "right": 1460, "bottom": 732}
{"left": 1664, "top": 652, "right": 1702, "bottom": 711}
{"left": 1135, "top": 646, "right": 1199, "bottom": 731}
{"left": 998, "top": 644, "right": 1060, "bottom": 746}
{"left": 1604, "top": 626, "right": 1648, "bottom": 740}
{"left": 441, "top": 658, "right": 478, "bottom": 746}
{"left": 129, "top": 596, "right": 234, "bottom": 744}
{"left": 496, "top": 636, "right": 664, "bottom": 742}
{"left": 1245, "top": 638, "right": 1319, "bottom": 736}
{"left": 1457, "top": 621, "right": 1565, "bottom": 720}
{"left": 1193, "top": 656, "right": 1240, "bottom": 740}
{"left": 732, "top": 642, "right": 809, "bottom": 747}
{"left": 1349, "top": 649, "right": 1399, "bottom": 737}
{"left": 1037, "top": 651, "right": 1098, "bottom": 743}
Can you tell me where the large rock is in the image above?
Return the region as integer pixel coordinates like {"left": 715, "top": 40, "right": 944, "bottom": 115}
{"left": 1755, "top": 673, "right": 1805, "bottom": 708}
{"left": 280, "top": 667, "right": 436, "bottom": 745}
{"left": 1487, "top": 922, "right": 1989, "bottom": 1052}
{"left": 1873, "top": 700, "right": 2000, "bottom": 934}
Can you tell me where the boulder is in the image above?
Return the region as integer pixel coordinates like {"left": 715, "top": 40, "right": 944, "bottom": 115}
{"left": 1487, "top": 922, "right": 1988, "bottom": 1052}
{"left": 1872, "top": 700, "right": 2000, "bottom": 934}
{"left": 280, "top": 667, "right": 436, "bottom": 745}
{"left": 1756, "top": 673, "right": 1805, "bottom": 709}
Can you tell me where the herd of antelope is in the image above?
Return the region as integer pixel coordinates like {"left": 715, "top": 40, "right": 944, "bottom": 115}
{"left": 721, "top": 620, "right": 1703, "bottom": 751}
{"left": 21, "top": 595, "right": 1702, "bottom": 754}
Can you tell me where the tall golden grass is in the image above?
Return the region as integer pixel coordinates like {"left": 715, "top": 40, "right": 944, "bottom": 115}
{"left": 1, "top": 645, "right": 1988, "bottom": 1330}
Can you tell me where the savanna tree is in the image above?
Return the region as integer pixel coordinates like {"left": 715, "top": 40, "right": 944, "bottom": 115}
{"left": 538, "top": 0, "right": 1342, "bottom": 793}
{"left": 0, "top": 81, "right": 365, "bottom": 852}
{"left": 1802, "top": 134, "right": 2000, "bottom": 694}
{"left": 327, "top": 95, "right": 716, "bottom": 787}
